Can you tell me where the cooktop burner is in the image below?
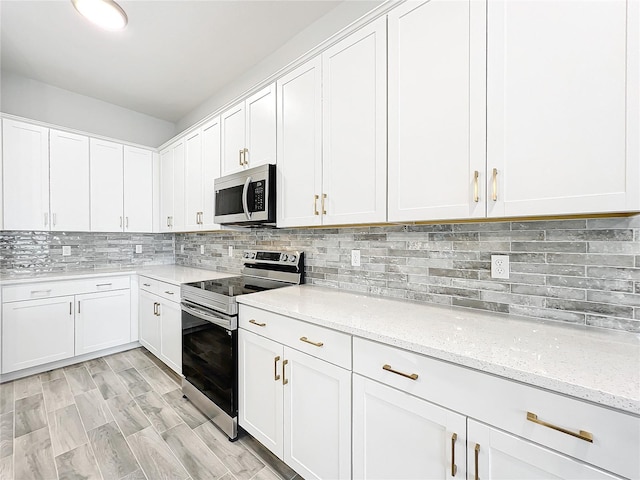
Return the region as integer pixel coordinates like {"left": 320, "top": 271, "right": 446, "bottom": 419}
{"left": 183, "top": 275, "right": 293, "bottom": 298}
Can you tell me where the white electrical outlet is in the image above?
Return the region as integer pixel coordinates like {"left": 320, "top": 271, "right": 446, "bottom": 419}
{"left": 135, "top": 245, "right": 142, "bottom": 254}
{"left": 351, "top": 249, "right": 361, "bottom": 267}
{"left": 62, "top": 246, "right": 71, "bottom": 256}
{"left": 180, "top": 245, "right": 185, "bottom": 254}
{"left": 228, "top": 246, "right": 234, "bottom": 257}
{"left": 200, "top": 245, "right": 205, "bottom": 254}
{"left": 491, "top": 254, "right": 510, "bottom": 279}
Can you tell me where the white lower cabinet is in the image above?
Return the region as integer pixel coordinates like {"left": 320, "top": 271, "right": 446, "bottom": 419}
{"left": 468, "top": 420, "right": 622, "bottom": 480}
{"left": 238, "top": 316, "right": 351, "bottom": 480}
{"left": 138, "top": 277, "right": 182, "bottom": 374}
{"left": 353, "top": 374, "right": 466, "bottom": 480}
{"left": 2, "top": 296, "right": 75, "bottom": 373}
{"left": 75, "top": 289, "right": 131, "bottom": 355}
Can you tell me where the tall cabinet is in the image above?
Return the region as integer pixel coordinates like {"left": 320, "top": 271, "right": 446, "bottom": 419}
{"left": 160, "top": 139, "right": 185, "bottom": 232}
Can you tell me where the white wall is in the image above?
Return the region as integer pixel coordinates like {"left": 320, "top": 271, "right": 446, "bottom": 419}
{"left": 0, "top": 71, "right": 176, "bottom": 147}
{"left": 175, "top": 0, "right": 385, "bottom": 133}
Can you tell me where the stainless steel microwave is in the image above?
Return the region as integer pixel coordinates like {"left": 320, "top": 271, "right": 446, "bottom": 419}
{"left": 214, "top": 164, "right": 276, "bottom": 226}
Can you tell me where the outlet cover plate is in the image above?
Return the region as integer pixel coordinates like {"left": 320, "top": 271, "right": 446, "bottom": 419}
{"left": 62, "top": 246, "right": 71, "bottom": 256}
{"left": 228, "top": 246, "right": 233, "bottom": 257}
{"left": 351, "top": 249, "right": 361, "bottom": 267}
{"left": 135, "top": 245, "right": 142, "bottom": 254}
{"left": 180, "top": 245, "right": 185, "bottom": 254}
{"left": 491, "top": 254, "right": 510, "bottom": 279}
{"left": 200, "top": 245, "right": 205, "bottom": 254}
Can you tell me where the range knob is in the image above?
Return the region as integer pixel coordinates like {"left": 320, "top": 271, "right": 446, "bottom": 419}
{"left": 243, "top": 252, "right": 250, "bottom": 259}
{"left": 281, "top": 254, "right": 289, "bottom": 262}
{"left": 289, "top": 255, "right": 297, "bottom": 263}
{"left": 250, "top": 252, "right": 256, "bottom": 259}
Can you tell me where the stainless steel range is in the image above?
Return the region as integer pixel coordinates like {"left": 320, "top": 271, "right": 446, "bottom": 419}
{"left": 180, "top": 250, "right": 304, "bottom": 441}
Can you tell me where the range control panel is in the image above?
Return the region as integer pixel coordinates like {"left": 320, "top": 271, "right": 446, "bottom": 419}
{"left": 242, "top": 250, "right": 302, "bottom": 266}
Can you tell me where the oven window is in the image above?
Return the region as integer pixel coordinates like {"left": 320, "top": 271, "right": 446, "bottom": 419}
{"left": 182, "top": 310, "right": 237, "bottom": 417}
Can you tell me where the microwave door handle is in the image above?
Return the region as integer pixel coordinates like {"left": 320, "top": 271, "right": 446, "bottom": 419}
{"left": 242, "top": 176, "right": 252, "bottom": 220}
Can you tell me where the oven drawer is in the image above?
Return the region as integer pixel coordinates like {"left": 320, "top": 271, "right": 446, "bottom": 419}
{"left": 2, "top": 276, "right": 130, "bottom": 302}
{"left": 239, "top": 304, "right": 351, "bottom": 369}
{"left": 353, "top": 337, "right": 640, "bottom": 479}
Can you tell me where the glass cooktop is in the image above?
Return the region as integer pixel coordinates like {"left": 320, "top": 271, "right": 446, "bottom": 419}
{"left": 183, "top": 276, "right": 292, "bottom": 298}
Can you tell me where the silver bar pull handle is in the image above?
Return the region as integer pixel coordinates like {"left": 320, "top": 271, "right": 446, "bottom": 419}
{"left": 44, "top": 212, "right": 49, "bottom": 227}
{"left": 120, "top": 216, "right": 123, "bottom": 228}
{"left": 52, "top": 213, "right": 57, "bottom": 227}
{"left": 77, "top": 301, "right": 81, "bottom": 314}
{"left": 242, "top": 176, "right": 252, "bottom": 220}
{"left": 125, "top": 217, "right": 129, "bottom": 229}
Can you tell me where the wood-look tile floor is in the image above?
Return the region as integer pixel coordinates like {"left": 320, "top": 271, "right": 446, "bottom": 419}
{"left": 0, "top": 347, "right": 301, "bottom": 480}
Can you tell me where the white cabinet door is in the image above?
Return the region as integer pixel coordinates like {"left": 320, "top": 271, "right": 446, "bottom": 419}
{"left": 283, "top": 347, "right": 351, "bottom": 480}
{"left": 76, "top": 289, "right": 131, "bottom": 355}
{"left": 123, "top": 146, "right": 154, "bottom": 233}
{"left": 90, "top": 138, "right": 124, "bottom": 232}
{"left": 321, "top": 19, "right": 387, "bottom": 225}
{"left": 2, "top": 296, "right": 75, "bottom": 373}
{"left": 238, "top": 329, "right": 284, "bottom": 458}
{"left": 201, "top": 116, "right": 221, "bottom": 230}
{"left": 159, "top": 146, "right": 174, "bottom": 232}
{"left": 245, "top": 84, "right": 276, "bottom": 169}
{"left": 468, "top": 420, "right": 622, "bottom": 480}
{"left": 487, "top": 0, "right": 636, "bottom": 217}
{"left": 139, "top": 290, "right": 161, "bottom": 356}
{"left": 353, "top": 374, "right": 466, "bottom": 480}
{"left": 49, "top": 129, "right": 90, "bottom": 231}
{"left": 276, "top": 58, "right": 323, "bottom": 228}
{"left": 159, "top": 300, "right": 182, "bottom": 374}
{"left": 221, "top": 102, "right": 246, "bottom": 176}
{"left": 388, "top": 0, "right": 486, "bottom": 222}
{"left": 184, "top": 129, "right": 203, "bottom": 230}
{"left": 172, "top": 140, "right": 185, "bottom": 232}
{"left": 2, "top": 119, "right": 49, "bottom": 231}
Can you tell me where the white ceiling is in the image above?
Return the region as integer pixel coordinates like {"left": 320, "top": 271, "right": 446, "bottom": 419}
{"left": 0, "top": 0, "right": 343, "bottom": 122}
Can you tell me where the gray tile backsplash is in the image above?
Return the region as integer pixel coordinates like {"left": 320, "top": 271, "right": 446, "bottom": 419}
{"left": 0, "top": 231, "right": 174, "bottom": 275}
{"left": 3, "top": 216, "right": 640, "bottom": 334}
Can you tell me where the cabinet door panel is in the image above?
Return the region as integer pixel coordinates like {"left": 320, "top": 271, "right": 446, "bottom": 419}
{"left": 2, "top": 119, "right": 49, "bottom": 231}
{"left": 353, "top": 375, "right": 466, "bottom": 480}
{"left": 139, "top": 290, "right": 160, "bottom": 356}
{"left": 468, "top": 420, "right": 622, "bottom": 480}
{"left": 90, "top": 138, "right": 124, "bottom": 232}
{"left": 245, "top": 84, "right": 276, "bottom": 169}
{"left": 172, "top": 141, "right": 185, "bottom": 231}
{"left": 283, "top": 347, "right": 351, "bottom": 480}
{"left": 159, "top": 300, "right": 182, "bottom": 374}
{"left": 322, "top": 18, "right": 387, "bottom": 225}
{"left": 487, "top": 0, "right": 632, "bottom": 217}
{"left": 201, "top": 117, "right": 221, "bottom": 229}
{"left": 238, "top": 329, "right": 284, "bottom": 458}
{"left": 276, "top": 59, "right": 323, "bottom": 227}
{"left": 221, "top": 103, "right": 246, "bottom": 176}
{"left": 2, "top": 296, "right": 75, "bottom": 373}
{"left": 388, "top": 0, "right": 486, "bottom": 222}
{"left": 159, "top": 147, "right": 174, "bottom": 232}
{"left": 49, "top": 129, "right": 90, "bottom": 231}
{"left": 124, "top": 146, "right": 153, "bottom": 232}
{"left": 76, "top": 289, "right": 131, "bottom": 355}
{"left": 184, "top": 130, "right": 203, "bottom": 230}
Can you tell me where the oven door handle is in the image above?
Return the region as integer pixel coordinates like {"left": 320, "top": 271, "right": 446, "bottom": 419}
{"left": 242, "top": 175, "right": 252, "bottom": 220}
{"left": 181, "top": 302, "right": 234, "bottom": 330}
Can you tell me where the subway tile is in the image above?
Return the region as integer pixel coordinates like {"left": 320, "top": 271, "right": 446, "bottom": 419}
{"left": 547, "top": 276, "right": 633, "bottom": 293}
{"left": 545, "top": 299, "right": 634, "bottom": 319}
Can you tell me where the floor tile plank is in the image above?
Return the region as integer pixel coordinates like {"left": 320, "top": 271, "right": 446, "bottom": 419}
{"left": 120, "top": 468, "right": 148, "bottom": 480}
{"left": 88, "top": 421, "right": 139, "bottom": 480}
{"left": 0, "top": 455, "right": 13, "bottom": 480}
{"left": 241, "top": 435, "right": 298, "bottom": 480}
{"left": 162, "top": 389, "right": 209, "bottom": 429}
{"left": 117, "top": 368, "right": 152, "bottom": 397}
{"left": 49, "top": 404, "right": 88, "bottom": 456}
{"left": 127, "top": 426, "right": 189, "bottom": 480}
{"left": 55, "top": 443, "right": 102, "bottom": 480}
{"left": 139, "top": 366, "right": 178, "bottom": 395}
{"left": 162, "top": 423, "right": 229, "bottom": 479}
{"left": 91, "top": 370, "right": 127, "bottom": 400}
{"left": 75, "top": 389, "right": 114, "bottom": 432}
{"left": 39, "top": 368, "right": 65, "bottom": 382}
{"left": 0, "top": 382, "right": 14, "bottom": 415}
{"left": 42, "top": 377, "right": 75, "bottom": 412}
{"left": 84, "top": 357, "right": 110, "bottom": 375}
{"left": 195, "top": 421, "right": 264, "bottom": 480}
{"left": 0, "top": 412, "right": 13, "bottom": 458}
{"left": 14, "top": 426, "right": 57, "bottom": 480}
{"left": 106, "top": 393, "right": 151, "bottom": 437}
{"left": 13, "top": 375, "right": 42, "bottom": 400}
{"left": 65, "top": 365, "right": 97, "bottom": 395}
{"left": 15, "top": 392, "right": 48, "bottom": 438}
{"left": 103, "top": 352, "right": 134, "bottom": 372}
{"left": 125, "top": 349, "right": 157, "bottom": 370}
{"left": 133, "top": 390, "right": 183, "bottom": 434}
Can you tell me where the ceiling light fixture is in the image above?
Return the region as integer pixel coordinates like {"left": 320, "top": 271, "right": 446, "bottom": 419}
{"left": 71, "top": 0, "right": 128, "bottom": 31}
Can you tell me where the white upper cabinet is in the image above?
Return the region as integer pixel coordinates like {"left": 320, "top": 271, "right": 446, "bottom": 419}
{"left": 221, "top": 84, "right": 276, "bottom": 176}
{"left": 49, "top": 129, "right": 90, "bottom": 231}
{"left": 201, "top": 117, "right": 221, "bottom": 229}
{"left": 2, "top": 119, "right": 50, "bottom": 231}
{"left": 388, "top": 0, "right": 486, "bottom": 222}
{"left": 486, "top": 0, "right": 639, "bottom": 217}
{"left": 160, "top": 139, "right": 185, "bottom": 232}
{"left": 184, "top": 129, "right": 203, "bottom": 230}
{"left": 90, "top": 138, "right": 124, "bottom": 232}
{"left": 277, "top": 58, "right": 323, "bottom": 228}
{"left": 123, "top": 146, "right": 154, "bottom": 232}
{"left": 321, "top": 18, "right": 387, "bottom": 225}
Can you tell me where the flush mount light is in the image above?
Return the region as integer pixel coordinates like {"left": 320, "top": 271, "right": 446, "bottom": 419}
{"left": 71, "top": 0, "right": 128, "bottom": 31}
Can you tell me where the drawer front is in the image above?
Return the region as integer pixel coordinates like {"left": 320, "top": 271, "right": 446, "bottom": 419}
{"left": 353, "top": 337, "right": 639, "bottom": 479}
{"left": 239, "top": 305, "right": 352, "bottom": 369}
{"left": 156, "top": 280, "right": 180, "bottom": 303}
{"left": 139, "top": 276, "right": 159, "bottom": 294}
{"left": 2, "top": 276, "right": 131, "bottom": 302}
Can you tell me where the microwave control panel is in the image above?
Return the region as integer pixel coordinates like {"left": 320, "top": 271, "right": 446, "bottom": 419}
{"left": 253, "top": 181, "right": 265, "bottom": 211}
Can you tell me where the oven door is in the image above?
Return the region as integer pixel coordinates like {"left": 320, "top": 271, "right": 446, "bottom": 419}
{"left": 214, "top": 164, "right": 275, "bottom": 225}
{"left": 181, "top": 302, "right": 237, "bottom": 418}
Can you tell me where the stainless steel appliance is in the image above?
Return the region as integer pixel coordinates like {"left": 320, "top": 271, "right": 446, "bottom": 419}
{"left": 214, "top": 164, "right": 276, "bottom": 226}
{"left": 180, "top": 249, "right": 304, "bottom": 440}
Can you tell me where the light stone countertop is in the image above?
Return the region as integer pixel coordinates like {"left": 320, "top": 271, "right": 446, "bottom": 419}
{"left": 0, "top": 265, "right": 236, "bottom": 286}
{"left": 237, "top": 284, "right": 640, "bottom": 415}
